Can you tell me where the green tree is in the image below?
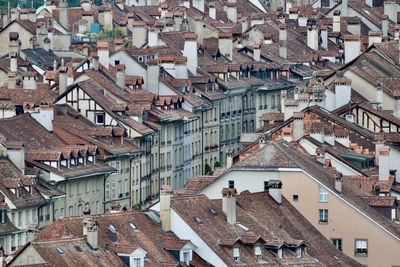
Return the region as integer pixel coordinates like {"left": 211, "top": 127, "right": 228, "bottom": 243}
{"left": 205, "top": 163, "right": 212, "bottom": 175}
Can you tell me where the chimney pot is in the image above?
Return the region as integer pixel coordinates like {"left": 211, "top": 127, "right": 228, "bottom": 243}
{"left": 221, "top": 188, "right": 237, "bottom": 225}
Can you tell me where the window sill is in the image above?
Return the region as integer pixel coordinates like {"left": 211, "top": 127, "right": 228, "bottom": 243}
{"left": 354, "top": 253, "right": 368, "bottom": 257}
{"left": 318, "top": 221, "right": 328, "bottom": 225}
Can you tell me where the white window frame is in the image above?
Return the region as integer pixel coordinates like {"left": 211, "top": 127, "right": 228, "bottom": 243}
{"left": 319, "top": 186, "right": 328, "bottom": 202}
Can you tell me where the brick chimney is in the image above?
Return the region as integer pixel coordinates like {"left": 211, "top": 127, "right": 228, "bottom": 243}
{"left": 279, "top": 23, "right": 287, "bottom": 59}
{"left": 183, "top": 33, "right": 198, "bottom": 75}
{"left": 333, "top": 10, "right": 341, "bottom": 32}
{"left": 222, "top": 188, "right": 236, "bottom": 225}
{"left": 131, "top": 21, "right": 147, "bottom": 48}
{"left": 97, "top": 41, "right": 109, "bottom": 69}
{"left": 379, "top": 146, "right": 390, "bottom": 181}
{"left": 344, "top": 35, "right": 361, "bottom": 63}
{"left": 334, "top": 72, "right": 352, "bottom": 109}
{"left": 209, "top": 2, "right": 216, "bottom": 20}
{"left": 146, "top": 59, "right": 160, "bottom": 94}
{"left": 115, "top": 64, "right": 126, "bottom": 88}
{"left": 218, "top": 32, "right": 233, "bottom": 61}
{"left": 160, "top": 185, "right": 173, "bottom": 232}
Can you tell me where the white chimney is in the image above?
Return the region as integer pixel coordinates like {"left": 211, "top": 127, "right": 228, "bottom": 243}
{"left": 289, "top": 7, "right": 299, "bottom": 20}
{"left": 87, "top": 223, "right": 99, "bottom": 250}
{"left": 132, "top": 22, "right": 147, "bottom": 48}
{"left": 292, "top": 112, "right": 304, "bottom": 141}
{"left": 194, "top": 16, "right": 204, "bottom": 45}
{"left": 6, "top": 142, "right": 25, "bottom": 174}
{"left": 253, "top": 43, "right": 261, "bottom": 62}
{"left": 183, "top": 0, "right": 190, "bottom": 9}
{"left": 193, "top": 0, "right": 205, "bottom": 13}
{"left": 307, "top": 18, "right": 319, "bottom": 50}
{"left": 97, "top": 41, "right": 109, "bottom": 69}
{"left": 374, "top": 134, "right": 385, "bottom": 165}
{"left": 267, "top": 180, "right": 282, "bottom": 204}
{"left": 174, "top": 57, "right": 188, "bottom": 79}
{"left": 9, "top": 52, "right": 17, "bottom": 72}
{"left": 286, "top": 0, "right": 293, "bottom": 14}
{"left": 9, "top": 32, "right": 20, "bottom": 55}
{"left": 159, "top": 3, "right": 168, "bottom": 18}
{"left": 379, "top": 146, "right": 390, "bottom": 181}
{"left": 22, "top": 72, "right": 37, "bottom": 90}
{"left": 376, "top": 84, "right": 383, "bottom": 105}
{"left": 279, "top": 23, "right": 287, "bottom": 59}
{"left": 160, "top": 185, "right": 173, "bottom": 232}
{"left": 58, "top": 0, "right": 69, "bottom": 30}
{"left": 218, "top": 32, "right": 233, "bottom": 61}
{"left": 384, "top": 0, "right": 398, "bottom": 24}
{"left": 146, "top": 59, "right": 160, "bottom": 94}
{"left": 320, "top": 24, "right": 328, "bottom": 50}
{"left": 334, "top": 72, "right": 352, "bottom": 108}
{"left": 382, "top": 15, "right": 389, "bottom": 37}
{"left": 58, "top": 66, "right": 68, "bottom": 95}
{"left": 394, "top": 89, "right": 400, "bottom": 117}
{"left": 335, "top": 172, "right": 343, "bottom": 193}
{"left": 183, "top": 33, "right": 198, "bottom": 76}
{"left": 333, "top": 10, "right": 341, "bottom": 32}
{"left": 335, "top": 128, "right": 350, "bottom": 147}
{"left": 148, "top": 27, "right": 159, "bottom": 47}
{"left": 222, "top": 188, "right": 236, "bottom": 225}
{"left": 226, "top": 3, "right": 237, "bottom": 23}
{"left": 81, "top": 0, "right": 92, "bottom": 11}
{"left": 226, "top": 149, "right": 233, "bottom": 168}
{"left": 368, "top": 31, "right": 382, "bottom": 47}
{"left": 344, "top": 35, "right": 361, "bottom": 63}
{"left": 209, "top": 2, "right": 216, "bottom": 20}
{"left": 341, "top": 0, "right": 348, "bottom": 16}
{"left": 7, "top": 72, "right": 17, "bottom": 90}
{"left": 241, "top": 17, "right": 249, "bottom": 33}
{"left": 366, "top": 0, "right": 373, "bottom": 7}
{"left": 115, "top": 64, "right": 126, "bottom": 88}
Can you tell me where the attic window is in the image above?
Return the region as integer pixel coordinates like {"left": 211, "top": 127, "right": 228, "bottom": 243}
{"left": 194, "top": 217, "right": 202, "bottom": 224}
{"left": 138, "top": 56, "right": 144, "bottom": 62}
{"left": 129, "top": 222, "right": 137, "bottom": 230}
{"left": 233, "top": 247, "right": 240, "bottom": 262}
{"left": 95, "top": 113, "right": 105, "bottom": 125}
{"left": 236, "top": 223, "right": 250, "bottom": 232}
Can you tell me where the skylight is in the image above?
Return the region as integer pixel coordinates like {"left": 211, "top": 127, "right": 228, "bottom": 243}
{"left": 194, "top": 217, "right": 202, "bottom": 224}
{"left": 56, "top": 247, "right": 64, "bottom": 254}
{"left": 108, "top": 224, "right": 116, "bottom": 233}
{"left": 129, "top": 222, "right": 137, "bottom": 230}
{"left": 236, "top": 222, "right": 250, "bottom": 232}
{"left": 209, "top": 209, "right": 217, "bottom": 215}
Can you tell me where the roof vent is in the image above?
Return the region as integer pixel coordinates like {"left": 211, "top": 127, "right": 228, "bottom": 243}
{"left": 56, "top": 247, "right": 64, "bottom": 254}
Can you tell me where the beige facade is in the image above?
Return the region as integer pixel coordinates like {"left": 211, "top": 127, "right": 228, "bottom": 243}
{"left": 0, "top": 23, "right": 33, "bottom": 56}
{"left": 281, "top": 171, "right": 400, "bottom": 267}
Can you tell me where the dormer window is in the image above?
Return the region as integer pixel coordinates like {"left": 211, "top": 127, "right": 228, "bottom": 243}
{"left": 254, "top": 245, "right": 261, "bottom": 257}
{"left": 78, "top": 157, "right": 84, "bottom": 165}
{"left": 233, "top": 247, "right": 240, "bottom": 262}
{"left": 296, "top": 247, "right": 303, "bottom": 258}
{"left": 61, "top": 160, "right": 67, "bottom": 168}
{"left": 95, "top": 113, "right": 105, "bottom": 125}
{"left": 277, "top": 248, "right": 283, "bottom": 258}
{"left": 88, "top": 156, "right": 94, "bottom": 163}
{"left": 70, "top": 158, "right": 76, "bottom": 166}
